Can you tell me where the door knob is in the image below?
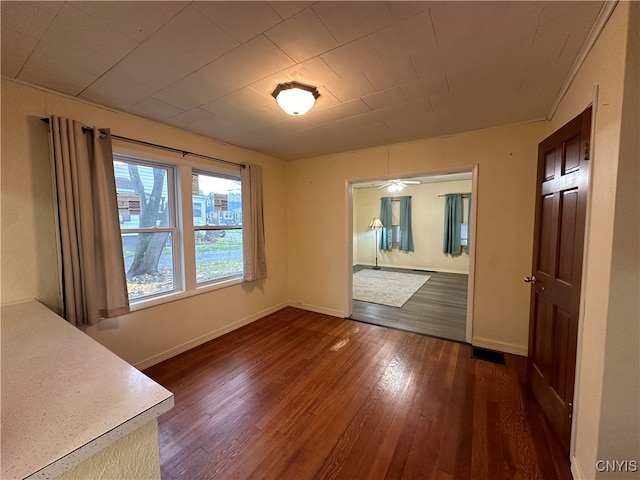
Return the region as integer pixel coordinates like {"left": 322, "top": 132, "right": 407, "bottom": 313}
{"left": 524, "top": 276, "right": 537, "bottom": 284}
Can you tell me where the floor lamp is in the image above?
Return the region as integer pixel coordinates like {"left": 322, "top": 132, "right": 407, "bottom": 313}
{"left": 369, "top": 218, "right": 383, "bottom": 270}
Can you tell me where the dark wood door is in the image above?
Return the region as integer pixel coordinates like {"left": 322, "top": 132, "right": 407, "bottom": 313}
{"left": 527, "top": 107, "right": 592, "bottom": 451}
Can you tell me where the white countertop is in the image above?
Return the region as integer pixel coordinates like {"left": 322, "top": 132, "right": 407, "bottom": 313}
{"left": 1, "top": 300, "right": 174, "bottom": 479}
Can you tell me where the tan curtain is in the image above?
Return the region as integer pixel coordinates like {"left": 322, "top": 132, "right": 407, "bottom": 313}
{"left": 49, "top": 116, "right": 129, "bottom": 325}
{"left": 241, "top": 163, "right": 267, "bottom": 281}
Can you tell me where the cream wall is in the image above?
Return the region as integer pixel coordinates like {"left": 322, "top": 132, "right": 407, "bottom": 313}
{"left": 549, "top": 2, "right": 639, "bottom": 479}
{"left": 0, "top": 78, "right": 289, "bottom": 368}
{"left": 353, "top": 180, "right": 472, "bottom": 273}
{"left": 287, "top": 121, "right": 547, "bottom": 355}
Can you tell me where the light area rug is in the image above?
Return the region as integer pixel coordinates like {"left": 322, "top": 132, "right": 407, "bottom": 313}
{"left": 352, "top": 269, "right": 431, "bottom": 308}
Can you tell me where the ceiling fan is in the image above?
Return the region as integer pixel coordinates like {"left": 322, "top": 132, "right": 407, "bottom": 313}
{"left": 377, "top": 179, "right": 420, "bottom": 192}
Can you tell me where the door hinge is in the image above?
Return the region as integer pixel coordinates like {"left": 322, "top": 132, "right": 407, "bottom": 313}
{"left": 584, "top": 141, "right": 590, "bottom": 161}
{"left": 568, "top": 402, "right": 573, "bottom": 419}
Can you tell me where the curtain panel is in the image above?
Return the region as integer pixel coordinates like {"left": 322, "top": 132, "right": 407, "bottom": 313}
{"left": 48, "top": 116, "right": 129, "bottom": 326}
{"left": 379, "top": 197, "right": 393, "bottom": 251}
{"left": 241, "top": 163, "right": 267, "bottom": 281}
{"left": 443, "top": 193, "right": 463, "bottom": 255}
{"left": 399, "top": 196, "right": 414, "bottom": 252}
{"left": 466, "top": 194, "right": 472, "bottom": 254}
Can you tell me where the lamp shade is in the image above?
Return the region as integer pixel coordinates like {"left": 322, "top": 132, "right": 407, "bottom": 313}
{"left": 369, "top": 218, "right": 384, "bottom": 229}
{"left": 272, "top": 81, "right": 320, "bottom": 116}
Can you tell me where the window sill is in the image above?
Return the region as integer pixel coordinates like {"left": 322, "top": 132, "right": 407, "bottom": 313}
{"left": 127, "top": 276, "right": 243, "bottom": 313}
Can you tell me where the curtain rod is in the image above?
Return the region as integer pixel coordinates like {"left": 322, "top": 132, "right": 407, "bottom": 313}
{"left": 438, "top": 192, "right": 471, "bottom": 197}
{"left": 41, "top": 118, "right": 245, "bottom": 169}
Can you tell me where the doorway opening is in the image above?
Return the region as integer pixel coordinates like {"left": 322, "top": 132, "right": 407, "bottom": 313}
{"left": 347, "top": 168, "right": 477, "bottom": 344}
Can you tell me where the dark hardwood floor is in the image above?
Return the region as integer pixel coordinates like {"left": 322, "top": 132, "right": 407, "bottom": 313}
{"left": 351, "top": 266, "right": 468, "bottom": 343}
{"left": 144, "top": 307, "right": 571, "bottom": 480}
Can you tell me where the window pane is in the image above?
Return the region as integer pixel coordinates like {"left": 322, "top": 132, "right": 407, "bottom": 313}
{"left": 461, "top": 223, "right": 469, "bottom": 246}
{"left": 195, "top": 229, "right": 243, "bottom": 283}
{"left": 115, "top": 161, "right": 171, "bottom": 228}
{"left": 122, "top": 232, "right": 175, "bottom": 300}
{"left": 192, "top": 171, "right": 243, "bottom": 284}
{"left": 391, "top": 225, "right": 400, "bottom": 243}
{"left": 192, "top": 172, "right": 242, "bottom": 226}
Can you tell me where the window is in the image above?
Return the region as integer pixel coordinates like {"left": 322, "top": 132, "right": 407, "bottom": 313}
{"left": 391, "top": 199, "right": 400, "bottom": 249}
{"left": 114, "top": 154, "right": 243, "bottom": 304}
{"left": 192, "top": 171, "right": 243, "bottom": 284}
{"left": 115, "top": 158, "right": 178, "bottom": 300}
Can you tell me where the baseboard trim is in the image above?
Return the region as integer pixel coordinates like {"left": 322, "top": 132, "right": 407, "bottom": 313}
{"left": 570, "top": 455, "right": 584, "bottom": 480}
{"left": 356, "top": 263, "right": 469, "bottom": 275}
{"left": 472, "top": 337, "right": 528, "bottom": 357}
{"left": 134, "top": 301, "right": 289, "bottom": 370}
{"left": 287, "top": 301, "right": 345, "bottom": 319}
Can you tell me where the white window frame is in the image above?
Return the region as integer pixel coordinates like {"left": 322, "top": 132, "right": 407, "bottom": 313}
{"left": 191, "top": 169, "right": 243, "bottom": 287}
{"left": 113, "top": 147, "right": 244, "bottom": 312}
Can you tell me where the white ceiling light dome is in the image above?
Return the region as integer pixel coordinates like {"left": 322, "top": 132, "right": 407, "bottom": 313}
{"left": 272, "top": 81, "right": 320, "bottom": 116}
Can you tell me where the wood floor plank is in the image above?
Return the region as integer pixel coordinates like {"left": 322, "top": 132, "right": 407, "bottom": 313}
{"left": 144, "top": 307, "right": 571, "bottom": 480}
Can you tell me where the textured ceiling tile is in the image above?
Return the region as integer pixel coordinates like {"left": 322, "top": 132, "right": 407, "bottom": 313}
{"left": 321, "top": 37, "right": 382, "bottom": 79}
{"left": 0, "top": 1, "right": 63, "bottom": 39}
{"left": 329, "top": 99, "right": 372, "bottom": 119}
{"left": 368, "top": 11, "right": 437, "bottom": 62}
{"left": 19, "top": 53, "right": 98, "bottom": 96}
{"left": 279, "top": 108, "right": 341, "bottom": 133}
{"left": 385, "top": 1, "right": 430, "bottom": 19}
{"left": 282, "top": 57, "right": 342, "bottom": 86}
{"left": 399, "top": 76, "right": 449, "bottom": 101}
{"left": 108, "top": 52, "right": 187, "bottom": 92}
{"left": 34, "top": 4, "right": 138, "bottom": 76}
{"left": 267, "top": 1, "right": 313, "bottom": 20}
{"left": 1, "top": 28, "right": 37, "bottom": 77}
{"left": 200, "top": 100, "right": 281, "bottom": 131}
{"left": 80, "top": 70, "right": 156, "bottom": 109}
{"left": 126, "top": 98, "right": 185, "bottom": 121}
{"left": 409, "top": 37, "right": 472, "bottom": 76}
{"left": 324, "top": 73, "right": 376, "bottom": 103}
{"left": 131, "top": 6, "right": 239, "bottom": 73}
{"left": 361, "top": 87, "right": 406, "bottom": 111}
{"left": 165, "top": 108, "right": 217, "bottom": 129}
{"left": 198, "top": 35, "right": 295, "bottom": 91}
{"left": 34, "top": 34, "right": 126, "bottom": 78}
{"left": 216, "top": 87, "right": 274, "bottom": 110}
{"left": 71, "top": 1, "right": 186, "bottom": 42}
{"left": 311, "top": 1, "right": 396, "bottom": 45}
{"left": 429, "top": 1, "right": 509, "bottom": 46}
{"left": 363, "top": 56, "right": 419, "bottom": 92}
{"left": 152, "top": 72, "right": 227, "bottom": 110}
{"left": 265, "top": 8, "right": 338, "bottom": 62}
{"left": 193, "top": 1, "right": 282, "bottom": 43}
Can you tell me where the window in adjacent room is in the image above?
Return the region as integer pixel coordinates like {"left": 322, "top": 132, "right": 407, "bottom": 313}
{"left": 391, "top": 199, "right": 401, "bottom": 249}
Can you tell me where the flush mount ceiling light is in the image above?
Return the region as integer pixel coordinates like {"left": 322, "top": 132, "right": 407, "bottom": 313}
{"left": 271, "top": 81, "right": 320, "bottom": 116}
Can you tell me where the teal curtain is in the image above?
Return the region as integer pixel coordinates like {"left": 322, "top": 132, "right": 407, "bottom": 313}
{"left": 443, "top": 194, "right": 463, "bottom": 255}
{"left": 380, "top": 197, "right": 392, "bottom": 251}
{"left": 399, "top": 196, "right": 414, "bottom": 252}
